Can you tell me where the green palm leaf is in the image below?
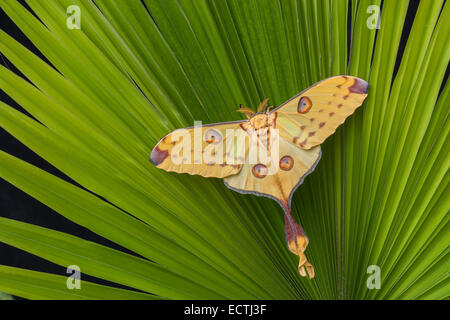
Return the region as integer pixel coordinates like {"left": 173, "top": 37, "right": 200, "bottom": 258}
{"left": 0, "top": 0, "right": 448, "bottom": 299}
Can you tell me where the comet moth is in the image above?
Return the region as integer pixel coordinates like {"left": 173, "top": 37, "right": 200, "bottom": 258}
{"left": 150, "top": 76, "right": 369, "bottom": 278}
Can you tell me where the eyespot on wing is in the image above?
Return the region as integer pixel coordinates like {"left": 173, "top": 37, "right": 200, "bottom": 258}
{"left": 205, "top": 129, "right": 222, "bottom": 144}
{"left": 252, "top": 164, "right": 268, "bottom": 178}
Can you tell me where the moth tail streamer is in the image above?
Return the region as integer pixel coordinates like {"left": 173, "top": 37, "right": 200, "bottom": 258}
{"left": 282, "top": 202, "right": 315, "bottom": 279}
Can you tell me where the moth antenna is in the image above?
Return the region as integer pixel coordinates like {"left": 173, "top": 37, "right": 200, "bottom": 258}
{"left": 257, "top": 98, "right": 269, "bottom": 113}
{"left": 265, "top": 105, "right": 274, "bottom": 114}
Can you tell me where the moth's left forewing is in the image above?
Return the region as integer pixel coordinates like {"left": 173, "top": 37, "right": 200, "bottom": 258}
{"left": 273, "top": 75, "right": 368, "bottom": 150}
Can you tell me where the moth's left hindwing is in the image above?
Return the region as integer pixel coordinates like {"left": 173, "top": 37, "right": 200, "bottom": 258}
{"left": 150, "top": 121, "right": 249, "bottom": 178}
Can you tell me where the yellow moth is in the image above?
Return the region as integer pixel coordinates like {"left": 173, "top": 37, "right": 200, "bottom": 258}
{"left": 151, "top": 76, "right": 369, "bottom": 279}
